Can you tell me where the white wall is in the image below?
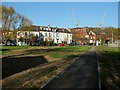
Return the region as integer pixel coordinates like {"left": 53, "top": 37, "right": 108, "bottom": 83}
{"left": 17, "top": 31, "right": 72, "bottom": 44}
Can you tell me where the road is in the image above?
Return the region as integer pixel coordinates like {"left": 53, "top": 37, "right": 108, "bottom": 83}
{"left": 41, "top": 46, "right": 99, "bottom": 89}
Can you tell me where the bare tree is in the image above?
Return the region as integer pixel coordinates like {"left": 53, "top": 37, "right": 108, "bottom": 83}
{"left": 2, "top": 5, "right": 32, "bottom": 45}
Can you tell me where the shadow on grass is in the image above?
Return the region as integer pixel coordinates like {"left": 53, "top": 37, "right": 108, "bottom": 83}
{"left": 0, "top": 49, "right": 9, "bottom": 52}
{"left": 26, "top": 48, "right": 53, "bottom": 54}
{"left": 2, "top": 56, "right": 48, "bottom": 79}
{"left": 98, "top": 50, "right": 120, "bottom": 89}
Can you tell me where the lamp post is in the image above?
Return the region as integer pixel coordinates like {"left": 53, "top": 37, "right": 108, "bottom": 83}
{"left": 38, "top": 30, "right": 40, "bottom": 45}
{"left": 112, "top": 30, "right": 113, "bottom": 44}
{"left": 56, "top": 32, "right": 59, "bottom": 44}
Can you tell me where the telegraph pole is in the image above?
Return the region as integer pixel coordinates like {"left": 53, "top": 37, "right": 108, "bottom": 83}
{"left": 112, "top": 30, "right": 113, "bottom": 44}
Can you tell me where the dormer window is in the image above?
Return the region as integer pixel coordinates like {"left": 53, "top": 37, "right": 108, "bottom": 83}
{"left": 40, "top": 27, "right": 42, "bottom": 30}
{"left": 46, "top": 28, "right": 48, "bottom": 30}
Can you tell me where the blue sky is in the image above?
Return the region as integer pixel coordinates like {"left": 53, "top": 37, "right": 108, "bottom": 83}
{"left": 3, "top": 2, "right": 118, "bottom": 28}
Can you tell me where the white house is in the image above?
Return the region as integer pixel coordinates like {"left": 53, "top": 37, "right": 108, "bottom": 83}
{"left": 88, "top": 31, "right": 96, "bottom": 44}
{"left": 17, "top": 25, "right": 72, "bottom": 45}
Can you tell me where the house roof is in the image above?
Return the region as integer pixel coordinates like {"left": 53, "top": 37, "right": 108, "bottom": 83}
{"left": 32, "top": 25, "right": 71, "bottom": 33}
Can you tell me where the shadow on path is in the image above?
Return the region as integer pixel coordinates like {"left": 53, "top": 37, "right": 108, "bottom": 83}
{"left": 42, "top": 46, "right": 99, "bottom": 89}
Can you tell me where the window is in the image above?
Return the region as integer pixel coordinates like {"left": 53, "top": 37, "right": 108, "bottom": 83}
{"left": 49, "top": 33, "right": 51, "bottom": 37}
{"left": 52, "top": 29, "right": 55, "bottom": 32}
{"left": 25, "top": 32, "right": 27, "bottom": 36}
{"left": 41, "top": 38, "right": 43, "bottom": 41}
{"left": 53, "top": 33, "right": 55, "bottom": 37}
{"left": 67, "top": 34, "right": 68, "bottom": 38}
{"left": 90, "top": 37, "right": 92, "bottom": 39}
{"left": 56, "top": 32, "right": 58, "bottom": 37}
{"left": 43, "top": 28, "right": 46, "bottom": 30}
{"left": 45, "top": 33, "right": 47, "bottom": 36}
{"left": 45, "top": 38, "right": 47, "bottom": 41}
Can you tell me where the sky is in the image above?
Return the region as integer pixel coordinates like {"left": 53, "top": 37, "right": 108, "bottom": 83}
{"left": 3, "top": 2, "right": 118, "bottom": 28}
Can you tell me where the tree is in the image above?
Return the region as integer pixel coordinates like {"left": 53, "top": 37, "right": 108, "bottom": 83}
{"left": 17, "top": 16, "right": 32, "bottom": 45}
{"left": 87, "top": 27, "right": 120, "bottom": 44}
{"left": 0, "top": 5, "right": 2, "bottom": 25}
{"left": 2, "top": 5, "right": 32, "bottom": 45}
{"left": 30, "top": 34, "right": 36, "bottom": 41}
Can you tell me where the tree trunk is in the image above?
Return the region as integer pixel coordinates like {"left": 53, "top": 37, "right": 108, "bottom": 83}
{"left": 28, "top": 30, "right": 30, "bottom": 46}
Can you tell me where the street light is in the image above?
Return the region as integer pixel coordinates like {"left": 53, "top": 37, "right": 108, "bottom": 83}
{"left": 56, "top": 32, "right": 59, "bottom": 44}
{"left": 112, "top": 30, "right": 113, "bottom": 44}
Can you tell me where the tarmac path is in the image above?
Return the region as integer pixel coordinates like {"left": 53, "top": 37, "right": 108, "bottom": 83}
{"left": 41, "top": 46, "right": 99, "bottom": 89}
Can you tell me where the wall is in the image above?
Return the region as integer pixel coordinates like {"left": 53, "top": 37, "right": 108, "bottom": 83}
{"left": 17, "top": 31, "right": 72, "bottom": 44}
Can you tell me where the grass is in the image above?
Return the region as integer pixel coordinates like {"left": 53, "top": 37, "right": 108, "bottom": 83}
{"left": 26, "top": 46, "right": 91, "bottom": 59}
{"left": 2, "top": 45, "right": 91, "bottom": 89}
{"left": 96, "top": 46, "right": 120, "bottom": 89}
{"left": 48, "top": 46, "right": 90, "bottom": 58}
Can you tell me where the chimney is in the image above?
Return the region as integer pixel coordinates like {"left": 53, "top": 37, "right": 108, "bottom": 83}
{"left": 62, "top": 28, "right": 64, "bottom": 32}
{"left": 55, "top": 27, "right": 58, "bottom": 32}
{"left": 40, "top": 26, "right": 42, "bottom": 30}
{"left": 48, "top": 25, "right": 51, "bottom": 31}
{"left": 67, "top": 28, "right": 71, "bottom": 32}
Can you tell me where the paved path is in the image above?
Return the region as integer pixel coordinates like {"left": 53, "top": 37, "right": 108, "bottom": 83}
{"left": 41, "top": 46, "right": 99, "bottom": 89}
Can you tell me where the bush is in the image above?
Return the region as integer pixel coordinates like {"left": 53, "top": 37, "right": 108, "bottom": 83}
{"left": 46, "top": 41, "right": 54, "bottom": 46}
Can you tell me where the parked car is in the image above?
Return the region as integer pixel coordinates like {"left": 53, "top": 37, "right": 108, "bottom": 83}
{"left": 58, "top": 43, "right": 65, "bottom": 46}
{"left": 31, "top": 41, "right": 40, "bottom": 46}
{"left": 6, "top": 40, "right": 16, "bottom": 46}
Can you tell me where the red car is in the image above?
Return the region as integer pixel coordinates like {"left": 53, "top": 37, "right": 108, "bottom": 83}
{"left": 58, "top": 43, "right": 65, "bottom": 46}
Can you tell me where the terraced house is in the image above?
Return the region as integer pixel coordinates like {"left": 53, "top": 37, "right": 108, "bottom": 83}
{"left": 69, "top": 27, "right": 89, "bottom": 45}
{"left": 17, "top": 25, "right": 72, "bottom": 46}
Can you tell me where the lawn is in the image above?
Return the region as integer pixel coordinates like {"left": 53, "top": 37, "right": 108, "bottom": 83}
{"left": 26, "top": 46, "right": 91, "bottom": 59}
{"left": 96, "top": 46, "right": 120, "bottom": 90}
{"left": 2, "top": 45, "right": 91, "bottom": 89}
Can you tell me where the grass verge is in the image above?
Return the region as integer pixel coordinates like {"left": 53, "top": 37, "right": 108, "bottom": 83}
{"left": 96, "top": 46, "right": 120, "bottom": 90}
